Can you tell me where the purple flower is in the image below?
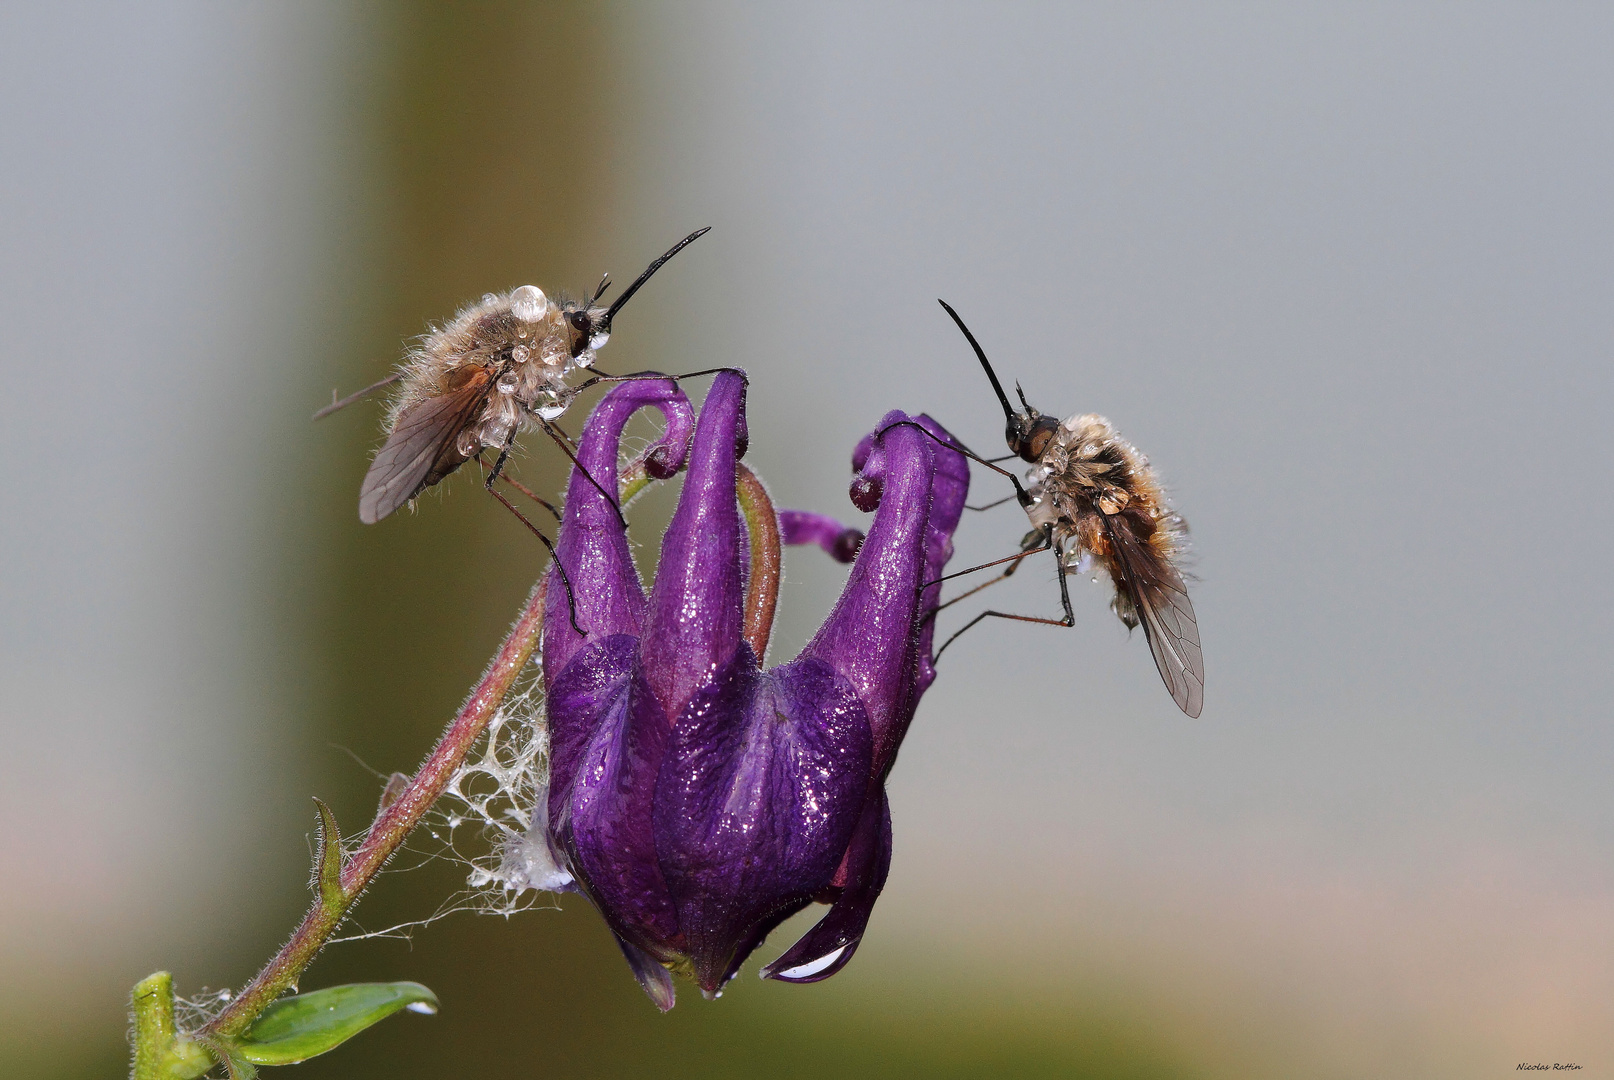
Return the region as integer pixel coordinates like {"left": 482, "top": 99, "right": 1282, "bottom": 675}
{"left": 536, "top": 371, "right": 967, "bottom": 1008}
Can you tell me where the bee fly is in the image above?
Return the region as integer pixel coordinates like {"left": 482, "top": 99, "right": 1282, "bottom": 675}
{"left": 932, "top": 300, "right": 1204, "bottom": 717}
{"left": 335, "top": 227, "right": 710, "bottom": 525}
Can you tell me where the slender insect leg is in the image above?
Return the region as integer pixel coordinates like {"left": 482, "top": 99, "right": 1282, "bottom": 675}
{"left": 475, "top": 452, "right": 562, "bottom": 522}
{"left": 538, "top": 417, "right": 628, "bottom": 531}
{"left": 565, "top": 366, "right": 744, "bottom": 397}
{"left": 923, "top": 536, "right": 1050, "bottom": 590}
{"left": 877, "top": 419, "right": 1035, "bottom": 508}
{"left": 483, "top": 440, "right": 586, "bottom": 636}
{"left": 931, "top": 567, "right": 1017, "bottom": 617}
{"left": 965, "top": 492, "right": 1018, "bottom": 512}
{"left": 932, "top": 544, "right": 1075, "bottom": 662}
{"left": 545, "top": 418, "right": 578, "bottom": 452}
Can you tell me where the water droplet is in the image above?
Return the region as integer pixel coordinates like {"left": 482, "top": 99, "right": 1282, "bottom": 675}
{"left": 456, "top": 430, "right": 480, "bottom": 457}
{"left": 496, "top": 372, "right": 518, "bottom": 394}
{"left": 536, "top": 399, "right": 567, "bottom": 421}
{"left": 481, "top": 292, "right": 497, "bottom": 305}
{"left": 575, "top": 349, "right": 595, "bottom": 369}
{"left": 284, "top": 983, "right": 297, "bottom": 996}
{"left": 774, "top": 945, "right": 847, "bottom": 980}
{"left": 510, "top": 284, "right": 548, "bottom": 322}
{"left": 405, "top": 1001, "right": 438, "bottom": 1015}
{"left": 219, "top": 989, "right": 234, "bottom": 1001}
{"left": 589, "top": 331, "right": 610, "bottom": 350}
{"left": 510, "top": 344, "right": 530, "bottom": 364}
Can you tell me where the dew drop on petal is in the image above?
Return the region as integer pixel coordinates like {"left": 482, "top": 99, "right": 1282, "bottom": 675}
{"left": 510, "top": 284, "right": 548, "bottom": 322}
{"left": 405, "top": 1001, "right": 438, "bottom": 1015}
{"left": 775, "top": 945, "right": 847, "bottom": 981}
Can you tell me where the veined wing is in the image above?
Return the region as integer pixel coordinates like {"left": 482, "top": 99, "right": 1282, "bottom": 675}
{"left": 358, "top": 369, "right": 492, "bottom": 524}
{"left": 1102, "top": 514, "right": 1204, "bottom": 718}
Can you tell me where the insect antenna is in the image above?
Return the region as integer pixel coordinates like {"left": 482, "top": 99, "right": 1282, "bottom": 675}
{"left": 590, "top": 272, "right": 612, "bottom": 306}
{"left": 598, "top": 226, "right": 711, "bottom": 332}
{"left": 938, "top": 299, "right": 1017, "bottom": 427}
{"left": 313, "top": 372, "right": 403, "bottom": 420}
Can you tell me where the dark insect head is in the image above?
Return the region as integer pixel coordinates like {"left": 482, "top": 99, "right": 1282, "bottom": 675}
{"left": 938, "top": 299, "right": 1058, "bottom": 463}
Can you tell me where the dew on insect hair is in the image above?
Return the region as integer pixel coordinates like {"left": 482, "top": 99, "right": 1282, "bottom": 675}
{"left": 511, "top": 344, "right": 530, "bottom": 364}
{"left": 509, "top": 284, "right": 548, "bottom": 322}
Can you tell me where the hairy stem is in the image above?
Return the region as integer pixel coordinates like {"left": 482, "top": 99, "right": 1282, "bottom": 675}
{"left": 199, "top": 577, "right": 549, "bottom": 1041}
{"left": 736, "top": 463, "right": 781, "bottom": 662}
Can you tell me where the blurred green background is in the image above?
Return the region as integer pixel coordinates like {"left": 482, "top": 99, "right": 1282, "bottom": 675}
{"left": 4, "top": 3, "right": 1612, "bottom": 1078}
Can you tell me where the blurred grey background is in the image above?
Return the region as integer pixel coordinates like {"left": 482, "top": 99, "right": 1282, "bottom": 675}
{"left": 3, "top": 3, "right": 1610, "bottom": 1078}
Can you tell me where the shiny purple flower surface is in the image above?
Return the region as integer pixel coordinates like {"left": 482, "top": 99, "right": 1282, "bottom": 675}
{"left": 537, "top": 371, "right": 967, "bottom": 1008}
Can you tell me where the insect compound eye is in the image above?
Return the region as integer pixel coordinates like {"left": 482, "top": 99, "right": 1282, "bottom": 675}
{"left": 1005, "top": 419, "right": 1026, "bottom": 456}
{"left": 509, "top": 284, "right": 549, "bottom": 322}
{"left": 1026, "top": 420, "right": 1059, "bottom": 460}
{"left": 566, "top": 310, "right": 595, "bottom": 357}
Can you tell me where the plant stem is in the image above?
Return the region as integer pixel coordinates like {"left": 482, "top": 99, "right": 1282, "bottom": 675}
{"left": 199, "top": 577, "right": 548, "bottom": 1041}
{"left": 736, "top": 464, "right": 781, "bottom": 662}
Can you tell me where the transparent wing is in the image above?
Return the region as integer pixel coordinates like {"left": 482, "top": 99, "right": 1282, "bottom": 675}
{"left": 358, "top": 370, "right": 492, "bottom": 524}
{"left": 1102, "top": 514, "right": 1204, "bottom": 717}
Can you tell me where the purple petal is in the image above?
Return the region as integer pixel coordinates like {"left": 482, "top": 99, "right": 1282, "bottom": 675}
{"left": 779, "top": 509, "right": 864, "bottom": 564}
{"left": 543, "top": 378, "right": 694, "bottom": 683}
{"left": 762, "top": 785, "right": 891, "bottom": 983}
{"left": 612, "top": 931, "right": 678, "bottom": 1012}
{"left": 803, "top": 411, "right": 948, "bottom": 775}
{"left": 642, "top": 371, "right": 749, "bottom": 721}
{"left": 546, "top": 634, "right": 680, "bottom": 955}
{"left": 653, "top": 647, "right": 873, "bottom": 993}
{"left": 910, "top": 415, "right": 970, "bottom": 699}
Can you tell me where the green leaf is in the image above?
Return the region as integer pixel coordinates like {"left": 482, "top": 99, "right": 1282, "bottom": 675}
{"left": 234, "top": 982, "right": 438, "bottom": 1066}
{"left": 310, "top": 797, "right": 344, "bottom": 908}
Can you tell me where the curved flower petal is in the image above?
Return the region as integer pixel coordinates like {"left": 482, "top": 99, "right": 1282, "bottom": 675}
{"left": 543, "top": 378, "right": 694, "bottom": 681}
{"left": 910, "top": 415, "right": 971, "bottom": 700}
{"left": 803, "top": 410, "right": 968, "bottom": 775}
{"left": 761, "top": 784, "right": 891, "bottom": 983}
{"left": 642, "top": 370, "right": 749, "bottom": 721}
{"left": 546, "top": 634, "right": 680, "bottom": 960}
{"left": 653, "top": 647, "right": 872, "bottom": 993}
{"left": 779, "top": 509, "right": 864, "bottom": 563}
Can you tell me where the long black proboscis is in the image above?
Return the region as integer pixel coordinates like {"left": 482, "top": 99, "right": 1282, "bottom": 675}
{"left": 938, "top": 299, "right": 1016, "bottom": 426}
{"left": 600, "top": 226, "right": 712, "bottom": 330}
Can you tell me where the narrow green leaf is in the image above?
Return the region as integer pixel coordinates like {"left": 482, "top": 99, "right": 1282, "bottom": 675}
{"left": 235, "top": 982, "right": 438, "bottom": 1066}
{"left": 310, "top": 798, "right": 343, "bottom": 908}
